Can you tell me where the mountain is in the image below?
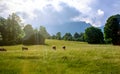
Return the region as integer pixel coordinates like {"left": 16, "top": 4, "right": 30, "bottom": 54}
{"left": 46, "top": 21, "right": 92, "bottom": 35}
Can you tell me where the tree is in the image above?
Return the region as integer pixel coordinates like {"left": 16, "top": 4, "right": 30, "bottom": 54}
{"left": 56, "top": 32, "right": 61, "bottom": 40}
{"left": 7, "top": 13, "right": 23, "bottom": 42}
{"left": 84, "top": 27, "right": 104, "bottom": 44}
{"left": 0, "top": 13, "right": 23, "bottom": 45}
{"left": 39, "top": 26, "right": 50, "bottom": 39}
{"left": 34, "top": 29, "right": 45, "bottom": 44}
{"left": 23, "top": 24, "right": 34, "bottom": 37}
{"left": 73, "top": 32, "right": 85, "bottom": 41}
{"left": 23, "top": 24, "right": 35, "bottom": 45}
{"left": 0, "top": 17, "right": 7, "bottom": 45}
{"left": 73, "top": 32, "right": 80, "bottom": 41}
{"left": 23, "top": 25, "right": 45, "bottom": 45}
{"left": 51, "top": 35, "right": 56, "bottom": 39}
{"left": 104, "top": 14, "right": 120, "bottom": 45}
{"left": 79, "top": 33, "right": 85, "bottom": 41}
{"left": 63, "top": 33, "right": 73, "bottom": 41}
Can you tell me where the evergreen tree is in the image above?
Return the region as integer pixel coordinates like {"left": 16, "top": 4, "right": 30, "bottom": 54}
{"left": 73, "top": 32, "right": 80, "bottom": 41}
{"left": 56, "top": 32, "right": 62, "bottom": 40}
{"left": 63, "top": 33, "right": 73, "bottom": 41}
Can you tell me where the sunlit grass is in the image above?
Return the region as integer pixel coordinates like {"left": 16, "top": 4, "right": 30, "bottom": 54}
{"left": 0, "top": 39, "right": 120, "bottom": 74}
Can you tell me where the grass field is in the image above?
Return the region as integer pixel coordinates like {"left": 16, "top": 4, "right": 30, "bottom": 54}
{"left": 0, "top": 39, "right": 120, "bottom": 74}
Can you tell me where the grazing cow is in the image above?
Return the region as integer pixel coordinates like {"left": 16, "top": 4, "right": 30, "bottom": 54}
{"left": 52, "top": 45, "right": 56, "bottom": 50}
{"left": 0, "top": 48, "right": 7, "bottom": 51}
{"left": 22, "top": 47, "right": 28, "bottom": 50}
{"left": 62, "top": 46, "right": 66, "bottom": 50}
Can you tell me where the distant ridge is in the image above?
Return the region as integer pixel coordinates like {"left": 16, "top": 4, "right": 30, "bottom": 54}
{"left": 46, "top": 21, "right": 92, "bottom": 35}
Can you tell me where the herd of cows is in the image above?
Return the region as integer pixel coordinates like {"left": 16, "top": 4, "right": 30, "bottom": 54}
{"left": 52, "top": 45, "right": 66, "bottom": 50}
{"left": 0, "top": 46, "right": 66, "bottom": 51}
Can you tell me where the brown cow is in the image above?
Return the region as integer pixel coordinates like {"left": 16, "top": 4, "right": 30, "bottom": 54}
{"left": 22, "top": 47, "right": 28, "bottom": 50}
{"left": 0, "top": 48, "right": 7, "bottom": 51}
{"left": 62, "top": 46, "right": 66, "bottom": 50}
{"left": 52, "top": 45, "right": 56, "bottom": 50}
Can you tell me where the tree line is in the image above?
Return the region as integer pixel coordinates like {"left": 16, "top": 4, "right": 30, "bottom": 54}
{"left": 51, "top": 32, "right": 85, "bottom": 42}
{"left": 0, "top": 13, "right": 120, "bottom": 45}
{"left": 51, "top": 14, "right": 120, "bottom": 45}
{"left": 0, "top": 13, "right": 50, "bottom": 45}
{"left": 51, "top": 28, "right": 103, "bottom": 44}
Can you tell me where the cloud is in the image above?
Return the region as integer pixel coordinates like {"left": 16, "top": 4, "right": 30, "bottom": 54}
{"left": 97, "top": 9, "right": 104, "bottom": 16}
{"left": 0, "top": 0, "right": 120, "bottom": 27}
{"left": 72, "top": 8, "right": 104, "bottom": 27}
{"left": 60, "top": 0, "right": 96, "bottom": 14}
{"left": 0, "top": 0, "right": 96, "bottom": 25}
{"left": 29, "top": 3, "right": 80, "bottom": 27}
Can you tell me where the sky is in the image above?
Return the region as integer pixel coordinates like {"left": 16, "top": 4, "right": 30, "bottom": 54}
{"left": 0, "top": 0, "right": 120, "bottom": 33}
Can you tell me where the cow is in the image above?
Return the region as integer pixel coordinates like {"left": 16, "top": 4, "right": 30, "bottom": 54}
{"left": 0, "top": 48, "right": 7, "bottom": 51}
{"left": 52, "top": 45, "right": 56, "bottom": 50}
{"left": 22, "top": 47, "right": 28, "bottom": 50}
{"left": 62, "top": 46, "right": 66, "bottom": 50}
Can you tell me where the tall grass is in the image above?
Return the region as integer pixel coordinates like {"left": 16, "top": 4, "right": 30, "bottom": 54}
{"left": 0, "top": 39, "right": 120, "bottom": 74}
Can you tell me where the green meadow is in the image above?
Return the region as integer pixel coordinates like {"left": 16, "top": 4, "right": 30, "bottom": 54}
{"left": 0, "top": 39, "right": 120, "bottom": 74}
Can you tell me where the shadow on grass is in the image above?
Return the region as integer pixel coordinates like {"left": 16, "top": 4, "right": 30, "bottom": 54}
{"left": 0, "top": 69, "right": 20, "bottom": 74}
{"left": 15, "top": 56, "right": 43, "bottom": 60}
{"left": 22, "top": 43, "right": 50, "bottom": 46}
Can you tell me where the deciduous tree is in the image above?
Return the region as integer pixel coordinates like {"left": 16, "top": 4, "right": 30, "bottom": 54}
{"left": 104, "top": 14, "right": 120, "bottom": 45}
{"left": 85, "top": 27, "right": 104, "bottom": 44}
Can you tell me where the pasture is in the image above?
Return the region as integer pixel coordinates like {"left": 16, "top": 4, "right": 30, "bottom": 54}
{"left": 0, "top": 39, "right": 120, "bottom": 74}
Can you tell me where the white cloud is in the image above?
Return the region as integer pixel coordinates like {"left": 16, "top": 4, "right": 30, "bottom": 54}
{"left": 72, "top": 8, "right": 105, "bottom": 27}
{"left": 59, "top": 0, "right": 95, "bottom": 14}
{"left": 0, "top": 0, "right": 49, "bottom": 19}
{"left": 0, "top": 0, "right": 106, "bottom": 27}
{"left": 64, "top": 0, "right": 105, "bottom": 27}
{"left": 97, "top": 9, "right": 104, "bottom": 16}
